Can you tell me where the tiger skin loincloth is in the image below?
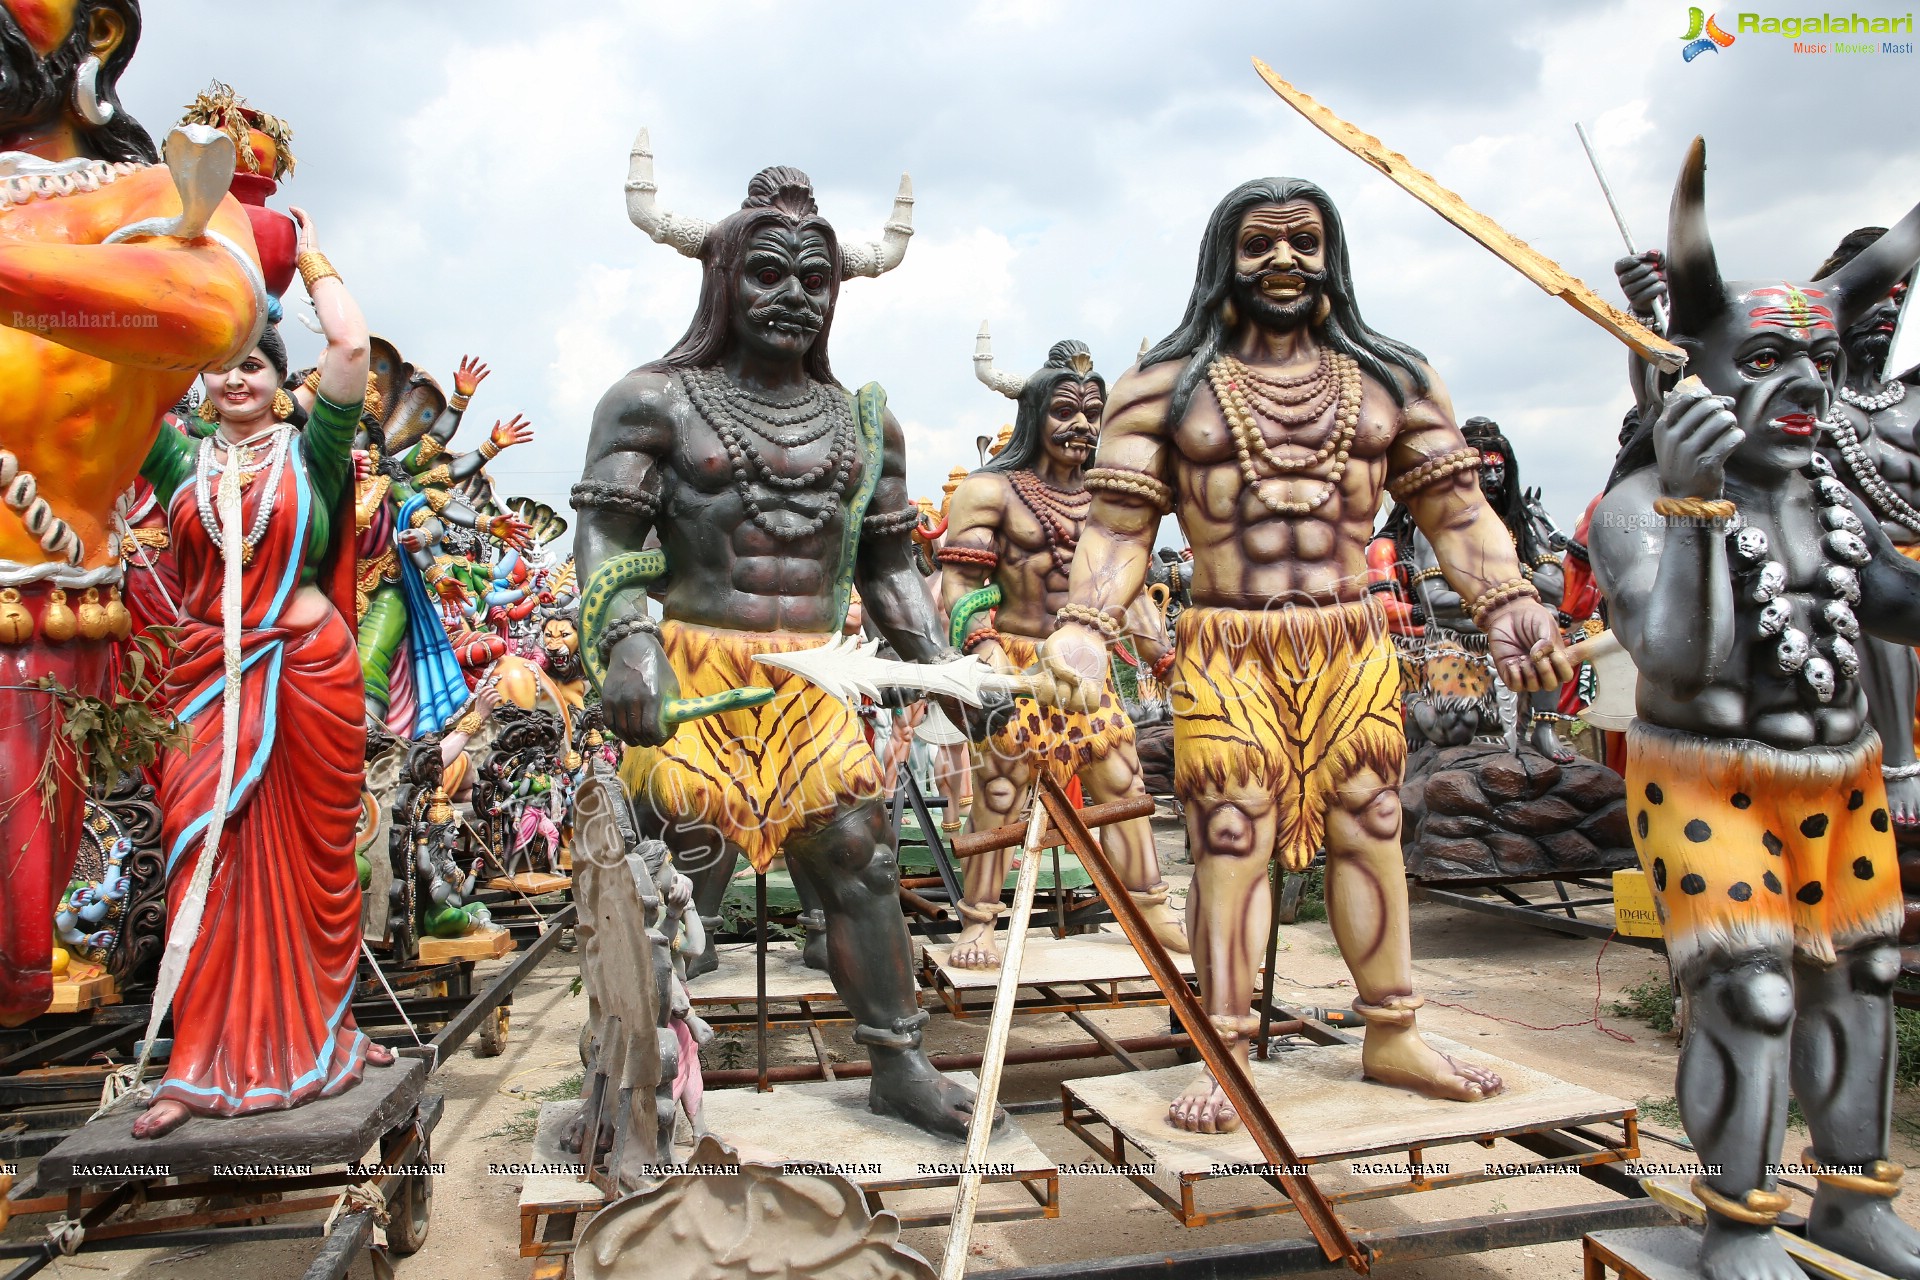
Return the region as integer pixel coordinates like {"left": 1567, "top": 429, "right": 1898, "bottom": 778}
{"left": 619, "top": 621, "right": 884, "bottom": 873}
{"left": 1172, "top": 599, "right": 1404, "bottom": 871}
{"left": 979, "top": 631, "right": 1133, "bottom": 783}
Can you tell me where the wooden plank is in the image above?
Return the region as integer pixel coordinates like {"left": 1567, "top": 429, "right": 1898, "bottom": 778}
{"left": 47, "top": 967, "right": 119, "bottom": 1014}
{"left": 950, "top": 796, "right": 1155, "bottom": 860}
{"left": 486, "top": 873, "right": 572, "bottom": 897}
{"left": 923, "top": 926, "right": 1193, "bottom": 990}
{"left": 1250, "top": 58, "right": 1687, "bottom": 375}
{"left": 417, "top": 925, "right": 515, "bottom": 965}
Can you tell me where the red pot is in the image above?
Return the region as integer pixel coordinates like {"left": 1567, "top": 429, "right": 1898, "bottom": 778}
{"left": 229, "top": 172, "right": 296, "bottom": 299}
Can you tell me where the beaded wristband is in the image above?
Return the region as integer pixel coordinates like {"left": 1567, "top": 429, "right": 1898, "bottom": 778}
{"left": 478, "top": 439, "right": 502, "bottom": 461}
{"left": 863, "top": 505, "right": 923, "bottom": 536}
{"left": 449, "top": 393, "right": 472, "bottom": 413}
{"left": 1652, "top": 495, "right": 1738, "bottom": 523}
{"left": 1409, "top": 566, "right": 1446, "bottom": 585}
{"left": 1386, "top": 447, "right": 1481, "bottom": 501}
{"left": 1084, "top": 466, "right": 1175, "bottom": 513}
{"left": 1056, "top": 602, "right": 1124, "bottom": 642}
{"left": 597, "top": 613, "right": 661, "bottom": 666}
{"left": 1467, "top": 576, "right": 1540, "bottom": 630}
{"left": 960, "top": 626, "right": 1003, "bottom": 656}
{"left": 936, "top": 545, "right": 999, "bottom": 569}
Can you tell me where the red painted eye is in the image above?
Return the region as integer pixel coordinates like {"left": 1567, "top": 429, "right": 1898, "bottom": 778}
{"left": 758, "top": 269, "right": 780, "bottom": 285}
{"left": 1244, "top": 236, "right": 1272, "bottom": 256}
{"left": 803, "top": 274, "right": 825, "bottom": 290}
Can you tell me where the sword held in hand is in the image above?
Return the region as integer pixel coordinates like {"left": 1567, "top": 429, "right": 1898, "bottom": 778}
{"left": 752, "top": 635, "right": 1032, "bottom": 740}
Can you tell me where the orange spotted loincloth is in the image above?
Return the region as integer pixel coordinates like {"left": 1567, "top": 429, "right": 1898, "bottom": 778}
{"left": 1625, "top": 721, "right": 1901, "bottom": 969}
{"left": 980, "top": 631, "right": 1133, "bottom": 784}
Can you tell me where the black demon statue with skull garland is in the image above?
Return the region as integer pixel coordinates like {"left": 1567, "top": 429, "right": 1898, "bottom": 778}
{"left": 1593, "top": 138, "right": 1920, "bottom": 1280}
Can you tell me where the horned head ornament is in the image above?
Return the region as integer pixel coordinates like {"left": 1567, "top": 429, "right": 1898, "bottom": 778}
{"left": 625, "top": 127, "right": 915, "bottom": 279}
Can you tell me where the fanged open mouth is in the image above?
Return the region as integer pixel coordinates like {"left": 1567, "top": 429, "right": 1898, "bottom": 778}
{"left": 1260, "top": 274, "right": 1307, "bottom": 298}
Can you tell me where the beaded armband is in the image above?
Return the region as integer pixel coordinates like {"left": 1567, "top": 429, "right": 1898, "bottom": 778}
{"left": 570, "top": 481, "right": 660, "bottom": 522}
{"left": 862, "top": 505, "right": 923, "bottom": 537}
{"left": 417, "top": 464, "right": 453, "bottom": 489}
{"left": 1409, "top": 566, "right": 1446, "bottom": 585}
{"left": 1467, "top": 575, "right": 1541, "bottom": 629}
{"left": 413, "top": 436, "right": 445, "bottom": 465}
{"left": 936, "top": 545, "right": 999, "bottom": 569}
{"left": 1386, "top": 447, "right": 1481, "bottom": 501}
{"left": 424, "top": 488, "right": 453, "bottom": 514}
{"left": 596, "top": 613, "right": 661, "bottom": 666}
{"left": 1084, "top": 466, "right": 1174, "bottom": 514}
{"left": 1056, "top": 602, "right": 1125, "bottom": 643}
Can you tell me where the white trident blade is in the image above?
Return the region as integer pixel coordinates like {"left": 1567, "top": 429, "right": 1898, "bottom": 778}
{"left": 752, "top": 634, "right": 1028, "bottom": 707}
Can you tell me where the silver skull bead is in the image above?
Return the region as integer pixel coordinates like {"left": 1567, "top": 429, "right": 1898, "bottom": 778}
{"left": 1824, "top": 565, "right": 1861, "bottom": 605}
{"left": 1822, "top": 599, "right": 1860, "bottom": 639}
{"left": 1814, "top": 476, "right": 1851, "bottom": 507}
{"left": 1758, "top": 598, "right": 1794, "bottom": 637}
{"left": 1825, "top": 530, "right": 1871, "bottom": 566}
{"left": 1804, "top": 655, "right": 1836, "bottom": 703}
{"left": 1731, "top": 526, "right": 1771, "bottom": 563}
{"left": 1808, "top": 452, "right": 1836, "bottom": 478}
{"left": 1776, "top": 627, "right": 1812, "bottom": 672}
{"left": 1753, "top": 561, "right": 1789, "bottom": 604}
{"left": 1827, "top": 636, "right": 1859, "bottom": 678}
{"left": 1822, "top": 506, "right": 1866, "bottom": 537}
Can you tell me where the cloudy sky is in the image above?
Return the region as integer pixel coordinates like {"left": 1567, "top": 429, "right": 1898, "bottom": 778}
{"left": 124, "top": 0, "right": 1918, "bottom": 545}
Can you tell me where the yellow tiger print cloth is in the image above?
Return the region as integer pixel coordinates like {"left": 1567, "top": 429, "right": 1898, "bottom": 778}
{"left": 981, "top": 631, "right": 1133, "bottom": 783}
{"left": 1626, "top": 722, "right": 1901, "bottom": 970}
{"left": 618, "top": 621, "right": 884, "bottom": 873}
{"left": 1172, "top": 600, "right": 1404, "bottom": 871}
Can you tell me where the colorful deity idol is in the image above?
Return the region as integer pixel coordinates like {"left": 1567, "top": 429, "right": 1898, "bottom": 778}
{"left": 1593, "top": 140, "right": 1920, "bottom": 1280}
{"left": 1036, "top": 178, "right": 1574, "bottom": 1132}
{"left": 0, "top": 0, "right": 266, "bottom": 1024}
{"left": 939, "top": 333, "right": 1187, "bottom": 968}
{"left": 573, "top": 133, "right": 1000, "bottom": 1140}
{"left": 131, "top": 212, "right": 393, "bottom": 1137}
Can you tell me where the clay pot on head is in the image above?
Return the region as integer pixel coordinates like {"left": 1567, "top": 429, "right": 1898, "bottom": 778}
{"left": 229, "top": 170, "right": 296, "bottom": 299}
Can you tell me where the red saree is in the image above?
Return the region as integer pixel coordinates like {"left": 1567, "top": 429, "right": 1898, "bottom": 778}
{"left": 153, "top": 436, "right": 371, "bottom": 1116}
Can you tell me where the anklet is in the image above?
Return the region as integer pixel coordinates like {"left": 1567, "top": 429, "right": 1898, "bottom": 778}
{"left": 1692, "top": 1177, "right": 1791, "bottom": 1225}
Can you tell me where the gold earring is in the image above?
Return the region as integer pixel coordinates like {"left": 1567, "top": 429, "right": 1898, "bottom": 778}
{"left": 197, "top": 397, "right": 219, "bottom": 422}
{"left": 272, "top": 389, "right": 295, "bottom": 420}
{"left": 1314, "top": 295, "right": 1331, "bottom": 326}
{"left": 1220, "top": 298, "right": 1239, "bottom": 329}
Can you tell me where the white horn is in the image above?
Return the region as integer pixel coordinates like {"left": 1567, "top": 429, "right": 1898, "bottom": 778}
{"left": 623, "top": 127, "right": 711, "bottom": 259}
{"left": 1138, "top": 336, "right": 1151, "bottom": 360}
{"left": 973, "top": 322, "right": 1026, "bottom": 399}
{"left": 841, "top": 174, "right": 915, "bottom": 278}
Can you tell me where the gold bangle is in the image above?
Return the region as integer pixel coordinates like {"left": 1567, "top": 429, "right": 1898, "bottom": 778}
{"left": 478, "top": 439, "right": 501, "bottom": 461}
{"left": 1691, "top": 1177, "right": 1791, "bottom": 1226}
{"left": 302, "top": 369, "right": 322, "bottom": 393}
{"left": 453, "top": 708, "right": 485, "bottom": 736}
{"left": 1652, "top": 495, "right": 1738, "bottom": 522}
{"left": 448, "top": 393, "right": 471, "bottom": 413}
{"left": 1801, "top": 1149, "right": 1903, "bottom": 1199}
{"left": 296, "top": 250, "right": 340, "bottom": 292}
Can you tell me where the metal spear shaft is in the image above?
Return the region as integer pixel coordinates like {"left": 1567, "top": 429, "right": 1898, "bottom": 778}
{"left": 1575, "top": 122, "right": 1668, "bottom": 333}
{"left": 938, "top": 782, "right": 1052, "bottom": 1280}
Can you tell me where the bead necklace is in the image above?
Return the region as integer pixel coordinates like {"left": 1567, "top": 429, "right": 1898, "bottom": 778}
{"left": 1839, "top": 378, "right": 1907, "bottom": 414}
{"left": 683, "top": 365, "right": 840, "bottom": 445}
{"left": 0, "top": 155, "right": 144, "bottom": 210}
{"left": 194, "top": 425, "right": 291, "bottom": 564}
{"left": 1727, "top": 453, "right": 1865, "bottom": 704}
{"left": 1007, "top": 469, "right": 1090, "bottom": 564}
{"left": 1220, "top": 350, "right": 1340, "bottom": 425}
{"left": 681, "top": 368, "right": 859, "bottom": 541}
{"left": 1206, "top": 352, "right": 1362, "bottom": 516}
{"left": 1819, "top": 401, "right": 1920, "bottom": 533}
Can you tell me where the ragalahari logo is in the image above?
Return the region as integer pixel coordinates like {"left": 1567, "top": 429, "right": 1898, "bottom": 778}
{"left": 1681, "top": 7, "right": 1738, "bottom": 57}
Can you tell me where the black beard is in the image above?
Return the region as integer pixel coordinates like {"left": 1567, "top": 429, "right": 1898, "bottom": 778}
{"left": 1846, "top": 327, "right": 1893, "bottom": 370}
{"left": 0, "top": 6, "right": 81, "bottom": 133}
{"left": 1231, "top": 268, "right": 1325, "bottom": 332}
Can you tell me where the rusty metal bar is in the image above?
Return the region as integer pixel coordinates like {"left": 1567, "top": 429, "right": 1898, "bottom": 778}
{"left": 950, "top": 796, "right": 1155, "bottom": 860}
{"left": 702, "top": 1032, "right": 1191, "bottom": 1087}
{"left": 1034, "top": 775, "right": 1363, "bottom": 1272}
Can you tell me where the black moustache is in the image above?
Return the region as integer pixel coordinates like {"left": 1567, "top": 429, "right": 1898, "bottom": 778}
{"left": 749, "top": 307, "right": 821, "bottom": 331}
{"left": 1235, "top": 266, "right": 1327, "bottom": 291}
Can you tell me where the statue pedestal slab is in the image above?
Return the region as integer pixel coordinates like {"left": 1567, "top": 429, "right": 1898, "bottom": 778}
{"left": 701, "top": 1070, "right": 1058, "bottom": 1228}
{"left": 919, "top": 924, "right": 1193, "bottom": 1020}
{"left": 417, "top": 924, "right": 515, "bottom": 966}
{"left": 1061, "top": 1038, "right": 1636, "bottom": 1227}
{"left": 47, "top": 966, "right": 119, "bottom": 1015}
{"left": 1583, "top": 1227, "right": 1709, "bottom": 1280}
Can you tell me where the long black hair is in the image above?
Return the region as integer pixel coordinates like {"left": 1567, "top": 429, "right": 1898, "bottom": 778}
{"left": 657, "top": 166, "right": 842, "bottom": 386}
{"left": 1143, "top": 176, "right": 1430, "bottom": 431}
{"left": 0, "top": 0, "right": 156, "bottom": 163}
{"left": 982, "top": 340, "right": 1104, "bottom": 475}
{"left": 1459, "top": 417, "right": 1542, "bottom": 561}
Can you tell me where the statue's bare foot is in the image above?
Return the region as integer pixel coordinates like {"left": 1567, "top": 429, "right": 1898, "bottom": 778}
{"left": 1530, "top": 721, "right": 1578, "bottom": 764}
{"left": 1699, "top": 1216, "right": 1803, "bottom": 1280}
{"left": 1168, "top": 1070, "right": 1239, "bottom": 1133}
{"left": 868, "top": 1048, "right": 1004, "bottom": 1140}
{"left": 1810, "top": 1187, "right": 1920, "bottom": 1278}
{"left": 1361, "top": 1025, "right": 1502, "bottom": 1101}
{"left": 131, "top": 1098, "right": 191, "bottom": 1140}
{"left": 1136, "top": 896, "right": 1190, "bottom": 955}
{"left": 1886, "top": 775, "right": 1920, "bottom": 829}
{"left": 365, "top": 1040, "right": 395, "bottom": 1067}
{"left": 946, "top": 918, "right": 1002, "bottom": 970}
